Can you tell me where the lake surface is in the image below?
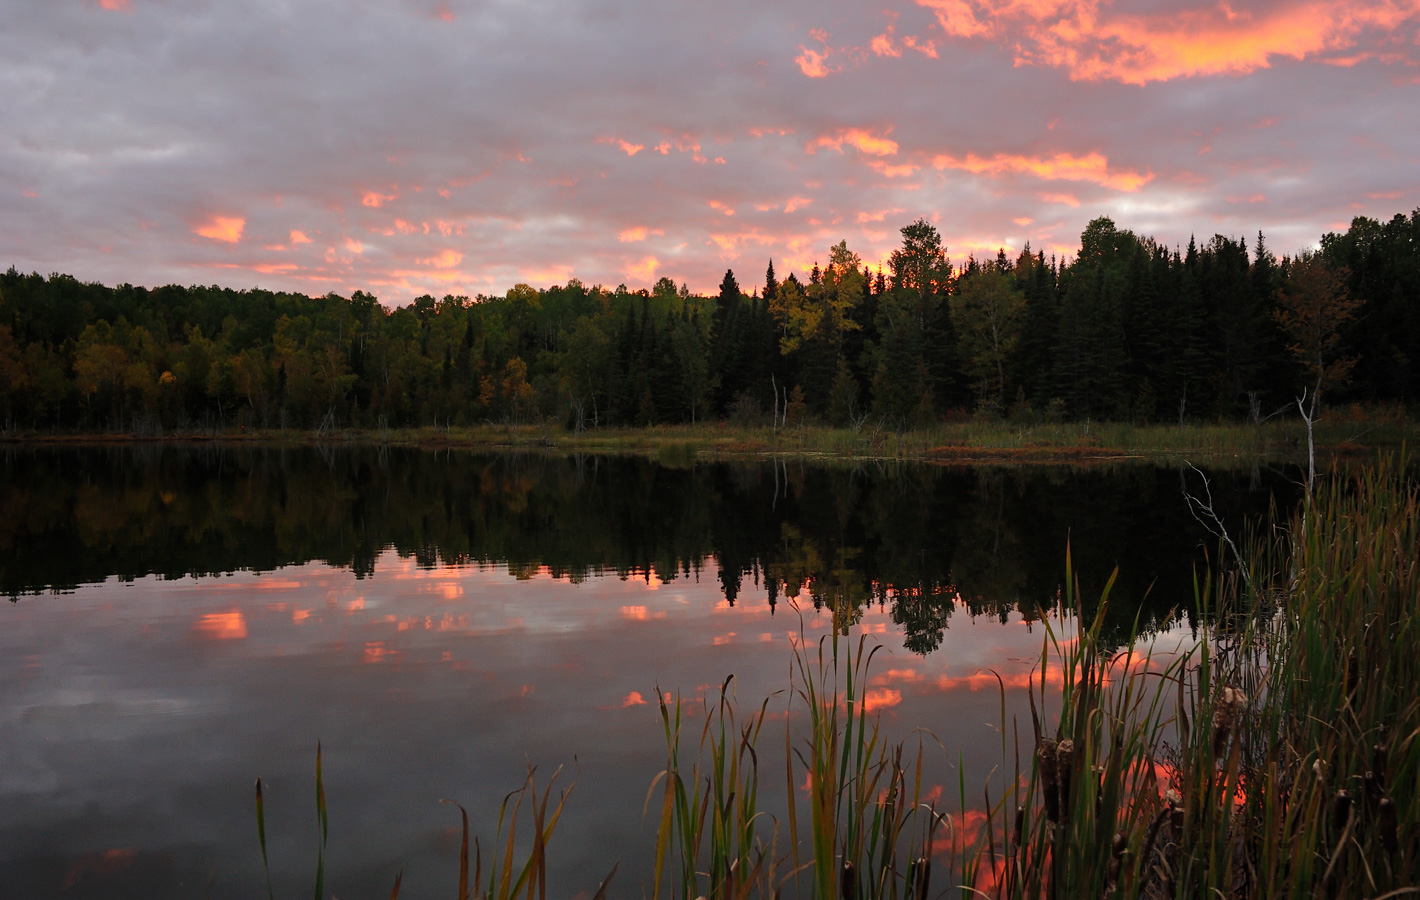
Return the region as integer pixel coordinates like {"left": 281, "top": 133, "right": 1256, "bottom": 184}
{"left": 0, "top": 445, "right": 1298, "bottom": 898}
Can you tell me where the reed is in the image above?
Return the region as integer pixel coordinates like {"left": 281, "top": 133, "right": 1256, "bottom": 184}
{"left": 649, "top": 616, "right": 947, "bottom": 899}
{"left": 254, "top": 750, "right": 607, "bottom": 899}
{"left": 969, "top": 456, "right": 1419, "bottom": 898}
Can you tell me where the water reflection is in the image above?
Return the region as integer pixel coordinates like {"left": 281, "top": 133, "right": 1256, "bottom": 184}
{"left": 0, "top": 446, "right": 1296, "bottom": 898}
{"left": 1, "top": 445, "right": 1299, "bottom": 646}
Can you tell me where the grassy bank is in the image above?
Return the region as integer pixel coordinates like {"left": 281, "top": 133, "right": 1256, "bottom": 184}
{"left": 252, "top": 458, "right": 1417, "bottom": 897}
{"left": 9, "top": 409, "right": 1417, "bottom": 466}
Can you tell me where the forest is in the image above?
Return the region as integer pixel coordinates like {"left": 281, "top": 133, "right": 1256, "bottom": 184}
{"left": 1, "top": 210, "right": 1417, "bottom": 434}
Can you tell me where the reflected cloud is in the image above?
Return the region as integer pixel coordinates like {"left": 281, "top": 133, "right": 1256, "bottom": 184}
{"left": 195, "top": 610, "right": 247, "bottom": 640}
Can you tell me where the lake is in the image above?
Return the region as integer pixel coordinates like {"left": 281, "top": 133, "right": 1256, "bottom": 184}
{"left": 0, "top": 445, "right": 1298, "bottom": 898}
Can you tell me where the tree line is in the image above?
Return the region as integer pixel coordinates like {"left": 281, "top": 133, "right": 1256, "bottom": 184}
{"left": 1, "top": 210, "right": 1416, "bottom": 433}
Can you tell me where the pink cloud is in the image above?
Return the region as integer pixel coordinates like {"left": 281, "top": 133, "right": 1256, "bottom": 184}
{"left": 916, "top": 0, "right": 1420, "bottom": 84}
{"left": 193, "top": 215, "right": 245, "bottom": 243}
{"left": 933, "top": 150, "right": 1150, "bottom": 191}
{"left": 811, "top": 127, "right": 899, "bottom": 156}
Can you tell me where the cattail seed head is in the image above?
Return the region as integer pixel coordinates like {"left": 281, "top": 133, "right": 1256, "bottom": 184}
{"left": 911, "top": 857, "right": 930, "bottom": 900}
{"left": 840, "top": 860, "right": 857, "bottom": 900}
{"left": 1331, "top": 790, "right": 1353, "bottom": 835}
{"left": 1039, "top": 739, "right": 1060, "bottom": 824}
{"left": 1379, "top": 798, "right": 1399, "bottom": 855}
{"left": 1056, "top": 740, "right": 1075, "bottom": 817}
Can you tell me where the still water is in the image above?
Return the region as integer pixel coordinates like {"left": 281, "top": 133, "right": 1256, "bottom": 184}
{"left": 0, "top": 446, "right": 1297, "bottom": 898}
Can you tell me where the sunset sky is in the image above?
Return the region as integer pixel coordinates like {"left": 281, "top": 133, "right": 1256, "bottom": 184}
{"left": 3, "top": 0, "right": 1419, "bottom": 304}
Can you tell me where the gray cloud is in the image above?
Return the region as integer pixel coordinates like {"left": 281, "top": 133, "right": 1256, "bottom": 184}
{"left": 2, "top": 0, "right": 1418, "bottom": 303}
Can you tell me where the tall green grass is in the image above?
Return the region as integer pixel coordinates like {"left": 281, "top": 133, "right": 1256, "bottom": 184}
{"left": 977, "top": 457, "right": 1418, "bottom": 898}
{"left": 649, "top": 621, "right": 946, "bottom": 900}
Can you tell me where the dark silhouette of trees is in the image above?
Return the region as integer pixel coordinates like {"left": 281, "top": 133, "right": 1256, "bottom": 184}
{"left": 1, "top": 207, "right": 1416, "bottom": 434}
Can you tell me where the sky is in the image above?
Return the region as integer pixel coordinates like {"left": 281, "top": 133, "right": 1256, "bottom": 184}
{"left": 3, "top": 0, "right": 1419, "bottom": 305}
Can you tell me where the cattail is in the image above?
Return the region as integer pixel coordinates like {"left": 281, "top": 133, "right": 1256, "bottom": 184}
{"left": 1166, "top": 789, "right": 1184, "bottom": 835}
{"left": 1013, "top": 804, "right": 1025, "bottom": 849}
{"left": 1056, "top": 739, "right": 1075, "bottom": 820}
{"left": 1139, "top": 806, "right": 1169, "bottom": 875}
{"left": 840, "top": 860, "right": 856, "bottom": 900}
{"left": 1372, "top": 743, "right": 1389, "bottom": 787}
{"left": 1039, "top": 739, "right": 1060, "bottom": 824}
{"left": 1379, "top": 798, "right": 1399, "bottom": 855}
{"left": 1364, "top": 770, "right": 1382, "bottom": 817}
{"left": 911, "top": 857, "right": 930, "bottom": 900}
{"left": 1331, "top": 790, "right": 1353, "bottom": 835}
{"left": 1211, "top": 686, "right": 1248, "bottom": 757}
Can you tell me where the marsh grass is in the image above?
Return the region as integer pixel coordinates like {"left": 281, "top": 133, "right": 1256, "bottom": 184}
{"left": 96, "top": 407, "right": 1418, "bottom": 465}
{"left": 642, "top": 457, "right": 1419, "bottom": 898}
{"left": 649, "top": 618, "right": 947, "bottom": 900}
{"left": 254, "top": 752, "right": 609, "bottom": 899}
{"left": 974, "top": 457, "right": 1419, "bottom": 898}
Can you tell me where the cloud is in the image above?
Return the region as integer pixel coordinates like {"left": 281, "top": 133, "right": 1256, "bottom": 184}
{"left": 932, "top": 151, "right": 1151, "bottom": 191}
{"left": 1, "top": 0, "right": 1416, "bottom": 302}
{"left": 419, "top": 248, "right": 463, "bottom": 268}
{"left": 627, "top": 255, "right": 659, "bottom": 283}
{"left": 812, "top": 128, "right": 900, "bottom": 156}
{"left": 193, "top": 215, "right": 245, "bottom": 243}
{"left": 915, "top": 0, "right": 1420, "bottom": 84}
{"left": 598, "top": 136, "right": 646, "bottom": 156}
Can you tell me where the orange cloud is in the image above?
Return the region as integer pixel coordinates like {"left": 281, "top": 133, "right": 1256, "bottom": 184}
{"left": 871, "top": 29, "right": 903, "bottom": 57}
{"left": 866, "top": 159, "right": 918, "bottom": 178}
{"left": 622, "top": 691, "right": 648, "bottom": 707}
{"left": 627, "top": 255, "right": 659, "bottom": 283}
{"left": 598, "top": 136, "right": 646, "bottom": 156}
{"left": 863, "top": 688, "right": 902, "bottom": 711}
{"left": 289, "top": 229, "right": 312, "bottom": 245}
{"left": 95, "top": 0, "right": 132, "bottom": 10}
{"left": 812, "top": 128, "right": 899, "bottom": 156}
{"left": 196, "top": 610, "right": 247, "bottom": 640}
{"left": 420, "top": 249, "right": 463, "bottom": 268}
{"left": 932, "top": 150, "right": 1150, "bottom": 191}
{"left": 902, "top": 34, "right": 938, "bottom": 57}
{"left": 343, "top": 237, "right": 364, "bottom": 254}
{"left": 796, "top": 45, "right": 835, "bottom": 77}
{"left": 915, "top": 0, "right": 1420, "bottom": 84}
{"left": 362, "top": 190, "right": 398, "bottom": 208}
{"left": 1040, "top": 191, "right": 1081, "bottom": 206}
{"left": 619, "top": 226, "right": 649, "bottom": 242}
{"left": 194, "top": 215, "right": 245, "bottom": 244}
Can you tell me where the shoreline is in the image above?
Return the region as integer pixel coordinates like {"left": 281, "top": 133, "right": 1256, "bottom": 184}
{"left": 1, "top": 417, "right": 1408, "bottom": 465}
